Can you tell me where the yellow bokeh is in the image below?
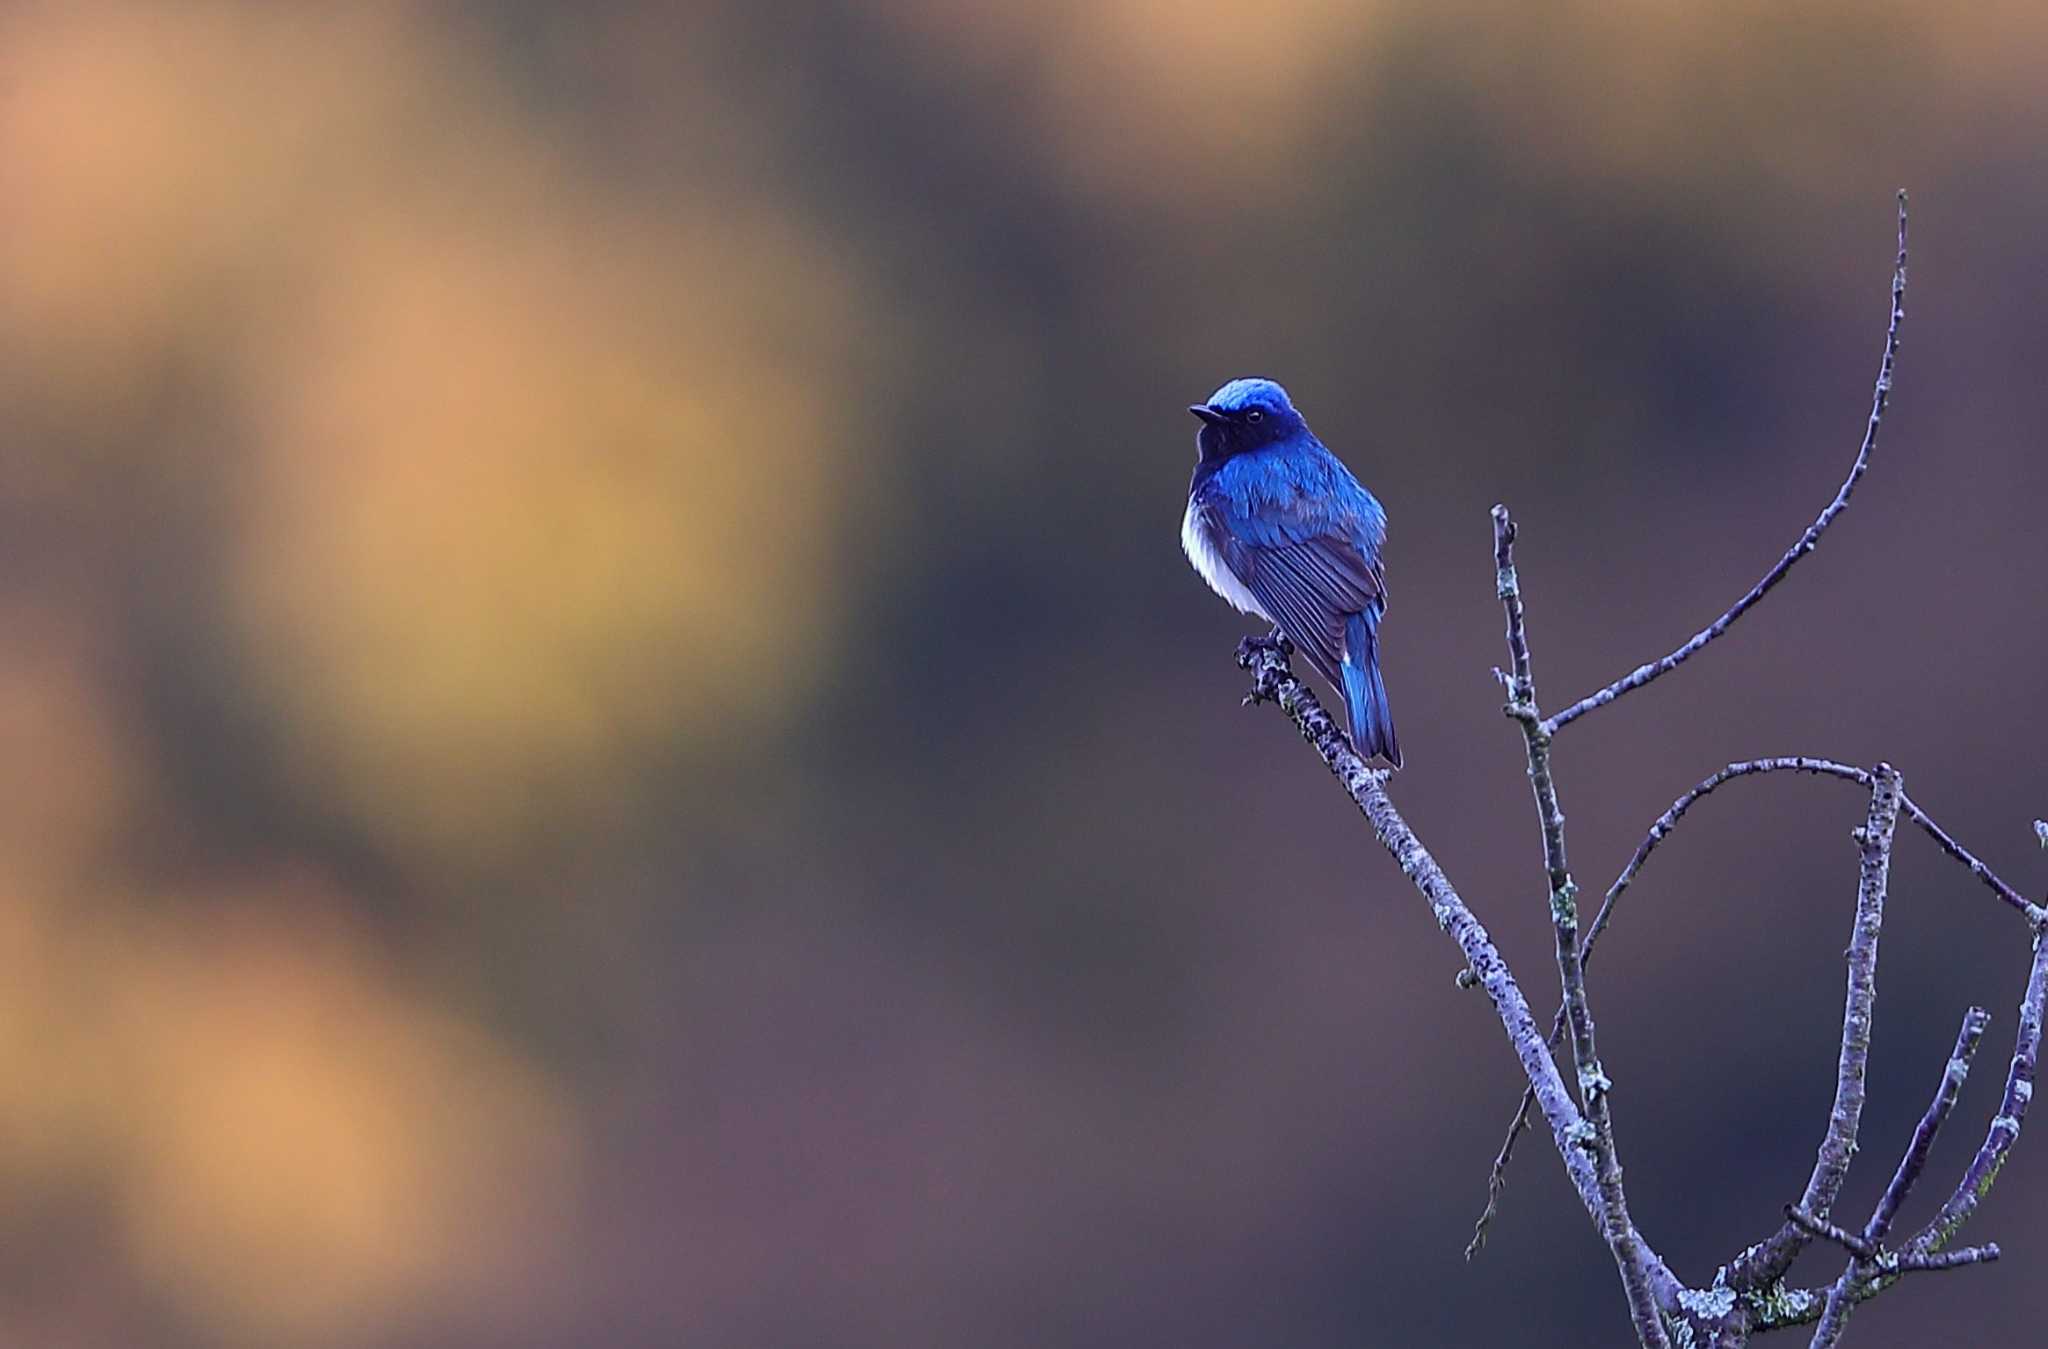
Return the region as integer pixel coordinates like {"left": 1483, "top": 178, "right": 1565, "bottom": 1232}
{"left": 0, "top": 0, "right": 868, "bottom": 863}
{"left": 0, "top": 884, "right": 577, "bottom": 1344}
{"left": 872, "top": 0, "right": 1394, "bottom": 196}
{"left": 234, "top": 206, "right": 855, "bottom": 856}
{"left": 107, "top": 905, "right": 576, "bottom": 1341}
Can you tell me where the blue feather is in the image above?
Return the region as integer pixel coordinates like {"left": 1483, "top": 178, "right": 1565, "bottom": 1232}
{"left": 1204, "top": 377, "right": 1298, "bottom": 415}
{"left": 1342, "top": 612, "right": 1400, "bottom": 767}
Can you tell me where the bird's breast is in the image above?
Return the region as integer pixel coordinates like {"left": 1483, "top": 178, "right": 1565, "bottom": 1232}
{"left": 1181, "top": 496, "right": 1269, "bottom": 620}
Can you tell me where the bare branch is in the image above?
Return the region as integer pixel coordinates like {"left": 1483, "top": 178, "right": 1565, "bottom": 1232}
{"left": 1891, "top": 1243, "right": 2001, "bottom": 1272}
{"left": 1493, "top": 506, "right": 1669, "bottom": 1349}
{"left": 1233, "top": 636, "right": 1683, "bottom": 1321}
{"left": 1745, "top": 918, "right": 2044, "bottom": 1336}
{"left": 1808, "top": 1006, "right": 1991, "bottom": 1346}
{"left": 1588, "top": 759, "right": 2041, "bottom": 965}
{"left": 1465, "top": 1088, "right": 1536, "bottom": 1259}
{"left": 1475, "top": 756, "right": 2039, "bottom": 1256}
{"left": 1771, "top": 1207, "right": 2003, "bottom": 1345}
{"left": 1785, "top": 1205, "right": 1877, "bottom": 1260}
{"left": 1908, "top": 923, "right": 2048, "bottom": 1254}
{"left": 1746, "top": 1244, "right": 2005, "bottom": 1336}
{"left": 1904, "top": 797, "right": 2044, "bottom": 924}
{"left": 1542, "top": 191, "right": 1909, "bottom": 736}
{"left": 1870, "top": 1007, "right": 1990, "bottom": 1245}
{"left": 1737, "top": 766, "right": 1901, "bottom": 1289}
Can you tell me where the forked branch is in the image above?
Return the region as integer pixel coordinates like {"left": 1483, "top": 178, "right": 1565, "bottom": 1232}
{"left": 1471, "top": 756, "right": 2039, "bottom": 1259}
{"left": 1493, "top": 506, "right": 1667, "bottom": 1346}
{"left": 1802, "top": 1005, "right": 1992, "bottom": 1346}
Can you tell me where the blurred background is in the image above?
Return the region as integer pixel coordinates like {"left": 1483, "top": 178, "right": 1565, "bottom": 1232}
{"left": 1, "top": 1, "right": 2044, "bottom": 1344}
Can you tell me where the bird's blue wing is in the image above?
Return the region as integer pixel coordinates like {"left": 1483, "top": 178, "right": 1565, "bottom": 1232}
{"left": 1205, "top": 452, "right": 1385, "bottom": 692}
{"left": 1198, "top": 443, "right": 1397, "bottom": 763}
{"left": 1221, "top": 529, "right": 1384, "bottom": 696}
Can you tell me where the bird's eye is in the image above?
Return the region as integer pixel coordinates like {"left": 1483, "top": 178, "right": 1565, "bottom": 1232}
{"left": 1246, "top": 409, "right": 1264, "bottom": 423}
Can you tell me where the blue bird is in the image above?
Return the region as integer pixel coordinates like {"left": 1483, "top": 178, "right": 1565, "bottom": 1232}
{"left": 1181, "top": 377, "right": 1401, "bottom": 767}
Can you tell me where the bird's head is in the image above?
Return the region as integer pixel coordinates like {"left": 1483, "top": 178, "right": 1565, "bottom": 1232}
{"left": 1189, "top": 377, "right": 1306, "bottom": 459}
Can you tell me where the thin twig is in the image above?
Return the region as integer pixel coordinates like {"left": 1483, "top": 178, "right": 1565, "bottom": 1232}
{"left": 1746, "top": 1244, "right": 2005, "bottom": 1335}
{"left": 1892, "top": 1244, "right": 2002, "bottom": 1272}
{"left": 1785, "top": 1205, "right": 1876, "bottom": 1260}
{"left": 1465, "top": 1088, "right": 1536, "bottom": 1259}
{"left": 1904, "top": 797, "right": 2043, "bottom": 923}
{"left": 1542, "top": 191, "right": 1909, "bottom": 736}
{"left": 1909, "top": 923, "right": 2048, "bottom": 1254}
{"left": 1808, "top": 1007, "right": 1990, "bottom": 1346}
{"left": 1588, "top": 760, "right": 2040, "bottom": 966}
{"left": 1870, "top": 1008, "right": 1990, "bottom": 1245}
{"left": 1778, "top": 1204, "right": 2002, "bottom": 1345}
{"left": 1233, "top": 636, "right": 1683, "bottom": 1318}
{"left": 1493, "top": 506, "right": 1669, "bottom": 1349}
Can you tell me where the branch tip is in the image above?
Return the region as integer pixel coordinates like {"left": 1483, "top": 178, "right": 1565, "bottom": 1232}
{"left": 1541, "top": 200, "right": 1909, "bottom": 736}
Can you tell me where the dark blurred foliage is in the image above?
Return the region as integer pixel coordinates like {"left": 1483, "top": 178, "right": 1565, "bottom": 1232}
{"left": 1, "top": 2, "right": 2044, "bottom": 1344}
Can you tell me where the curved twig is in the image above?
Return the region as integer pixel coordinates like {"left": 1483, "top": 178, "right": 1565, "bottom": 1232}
{"left": 1542, "top": 192, "right": 1909, "bottom": 736}
{"left": 1909, "top": 925, "right": 2047, "bottom": 1255}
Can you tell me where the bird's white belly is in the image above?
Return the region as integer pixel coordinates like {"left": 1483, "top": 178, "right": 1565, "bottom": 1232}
{"left": 1182, "top": 498, "right": 1270, "bottom": 619}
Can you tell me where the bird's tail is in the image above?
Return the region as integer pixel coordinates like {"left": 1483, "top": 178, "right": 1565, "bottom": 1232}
{"left": 1341, "top": 612, "right": 1401, "bottom": 769}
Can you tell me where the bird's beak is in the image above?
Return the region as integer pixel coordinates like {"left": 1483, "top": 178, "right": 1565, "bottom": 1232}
{"left": 1188, "top": 405, "right": 1226, "bottom": 425}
